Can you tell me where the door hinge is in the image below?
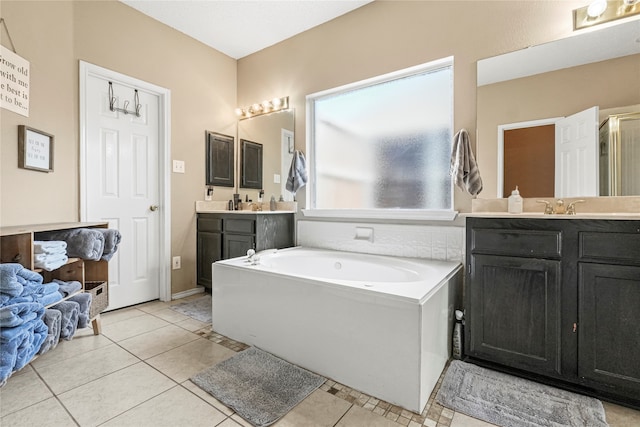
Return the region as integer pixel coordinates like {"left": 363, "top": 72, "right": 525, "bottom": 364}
{"left": 572, "top": 322, "right": 577, "bottom": 333}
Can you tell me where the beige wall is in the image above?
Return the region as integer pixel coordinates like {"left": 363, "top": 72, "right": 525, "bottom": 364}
{"left": 1, "top": 1, "right": 236, "bottom": 295}
{"left": 477, "top": 54, "right": 640, "bottom": 199}
{"left": 237, "top": 0, "right": 585, "bottom": 212}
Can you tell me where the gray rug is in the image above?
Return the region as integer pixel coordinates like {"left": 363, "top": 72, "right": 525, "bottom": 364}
{"left": 191, "top": 347, "right": 325, "bottom": 427}
{"left": 436, "top": 360, "right": 608, "bottom": 427}
{"left": 170, "top": 295, "right": 212, "bottom": 323}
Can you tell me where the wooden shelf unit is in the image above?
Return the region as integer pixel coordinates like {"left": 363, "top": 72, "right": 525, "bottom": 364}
{"left": 1, "top": 222, "right": 110, "bottom": 335}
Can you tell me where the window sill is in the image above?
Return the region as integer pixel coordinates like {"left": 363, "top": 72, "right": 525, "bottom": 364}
{"left": 301, "top": 209, "right": 458, "bottom": 221}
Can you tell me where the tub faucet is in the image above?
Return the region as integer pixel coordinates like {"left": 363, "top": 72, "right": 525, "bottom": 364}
{"left": 246, "top": 249, "right": 260, "bottom": 265}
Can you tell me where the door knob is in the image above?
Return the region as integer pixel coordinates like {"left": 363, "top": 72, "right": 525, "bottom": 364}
{"left": 149, "top": 205, "right": 159, "bottom": 212}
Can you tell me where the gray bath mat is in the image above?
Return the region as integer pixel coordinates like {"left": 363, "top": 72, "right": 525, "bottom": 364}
{"left": 191, "top": 347, "right": 325, "bottom": 427}
{"left": 436, "top": 360, "right": 608, "bottom": 427}
{"left": 169, "top": 295, "right": 212, "bottom": 323}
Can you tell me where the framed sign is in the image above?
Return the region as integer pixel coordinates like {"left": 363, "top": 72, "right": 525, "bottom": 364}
{"left": 18, "top": 125, "right": 54, "bottom": 172}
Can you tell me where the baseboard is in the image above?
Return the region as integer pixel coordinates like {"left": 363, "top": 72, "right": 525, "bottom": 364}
{"left": 172, "top": 286, "right": 205, "bottom": 300}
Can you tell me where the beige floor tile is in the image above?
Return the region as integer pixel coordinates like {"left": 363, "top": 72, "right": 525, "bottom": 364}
{"left": 603, "top": 401, "right": 640, "bottom": 427}
{"left": 216, "top": 419, "right": 243, "bottom": 427}
{"left": 231, "top": 413, "right": 254, "bottom": 427}
{"left": 182, "top": 379, "right": 234, "bottom": 416}
{"left": 0, "top": 367, "right": 53, "bottom": 417}
{"left": 175, "top": 317, "right": 210, "bottom": 331}
{"left": 336, "top": 405, "right": 402, "bottom": 427}
{"left": 101, "top": 313, "right": 171, "bottom": 342}
{"left": 58, "top": 362, "right": 174, "bottom": 427}
{"left": 146, "top": 338, "right": 235, "bottom": 382}
{"left": 31, "top": 326, "right": 113, "bottom": 369}
{"left": 34, "top": 343, "right": 138, "bottom": 394}
{"left": 274, "top": 389, "right": 352, "bottom": 427}
{"left": 101, "top": 385, "right": 226, "bottom": 427}
{"left": 100, "top": 307, "right": 147, "bottom": 326}
{"left": 136, "top": 300, "right": 171, "bottom": 313}
{"left": 449, "top": 412, "right": 498, "bottom": 427}
{"left": 117, "top": 324, "right": 200, "bottom": 360}
{"left": 151, "top": 307, "right": 193, "bottom": 323}
{"left": 1, "top": 397, "right": 76, "bottom": 427}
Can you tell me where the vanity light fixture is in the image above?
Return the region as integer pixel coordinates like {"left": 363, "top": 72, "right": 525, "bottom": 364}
{"left": 574, "top": 0, "right": 640, "bottom": 30}
{"left": 235, "top": 96, "right": 289, "bottom": 119}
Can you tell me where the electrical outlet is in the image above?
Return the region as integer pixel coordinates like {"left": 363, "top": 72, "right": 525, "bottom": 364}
{"left": 172, "top": 256, "right": 181, "bottom": 270}
{"left": 172, "top": 160, "right": 185, "bottom": 174}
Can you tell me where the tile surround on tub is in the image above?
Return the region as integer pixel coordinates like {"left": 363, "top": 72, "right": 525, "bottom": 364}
{"left": 297, "top": 220, "right": 465, "bottom": 262}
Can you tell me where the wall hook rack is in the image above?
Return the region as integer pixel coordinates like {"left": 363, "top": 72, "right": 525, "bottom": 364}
{"left": 108, "top": 81, "right": 141, "bottom": 117}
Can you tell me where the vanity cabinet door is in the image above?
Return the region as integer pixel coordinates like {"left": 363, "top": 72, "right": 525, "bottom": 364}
{"left": 467, "top": 254, "right": 562, "bottom": 377}
{"left": 578, "top": 263, "right": 640, "bottom": 395}
{"left": 197, "top": 230, "right": 222, "bottom": 288}
{"left": 223, "top": 233, "right": 255, "bottom": 259}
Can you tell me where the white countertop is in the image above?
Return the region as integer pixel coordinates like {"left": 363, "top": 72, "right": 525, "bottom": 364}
{"left": 195, "top": 200, "right": 297, "bottom": 214}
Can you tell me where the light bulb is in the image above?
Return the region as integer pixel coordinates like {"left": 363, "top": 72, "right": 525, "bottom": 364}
{"left": 234, "top": 108, "right": 243, "bottom": 116}
{"left": 587, "top": 0, "right": 607, "bottom": 17}
{"left": 272, "top": 97, "right": 282, "bottom": 108}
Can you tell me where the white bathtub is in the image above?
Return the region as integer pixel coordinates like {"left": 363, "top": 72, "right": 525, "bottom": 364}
{"left": 211, "top": 246, "right": 463, "bottom": 413}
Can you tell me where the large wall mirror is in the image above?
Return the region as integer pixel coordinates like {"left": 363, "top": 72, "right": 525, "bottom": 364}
{"left": 237, "top": 109, "right": 295, "bottom": 200}
{"left": 477, "top": 19, "right": 640, "bottom": 199}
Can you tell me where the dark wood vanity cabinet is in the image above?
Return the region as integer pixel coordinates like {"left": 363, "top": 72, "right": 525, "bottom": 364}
{"left": 465, "top": 217, "right": 640, "bottom": 408}
{"left": 197, "top": 212, "right": 295, "bottom": 288}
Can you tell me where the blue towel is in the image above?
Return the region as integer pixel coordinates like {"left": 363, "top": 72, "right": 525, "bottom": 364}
{"left": 286, "top": 150, "right": 308, "bottom": 194}
{"left": 68, "top": 293, "right": 92, "bottom": 329}
{"left": 3, "top": 295, "right": 37, "bottom": 305}
{"left": 14, "top": 319, "right": 47, "bottom": 371}
{"left": 37, "top": 229, "right": 105, "bottom": 261}
{"left": 38, "top": 309, "right": 62, "bottom": 355}
{"left": 52, "top": 300, "right": 80, "bottom": 340}
{"left": 0, "top": 263, "right": 26, "bottom": 298}
{"left": 38, "top": 292, "right": 63, "bottom": 307}
{"left": 42, "top": 282, "right": 59, "bottom": 295}
{"left": 0, "top": 302, "right": 44, "bottom": 327}
{"left": 0, "top": 334, "right": 19, "bottom": 386}
{"left": 54, "top": 279, "right": 82, "bottom": 298}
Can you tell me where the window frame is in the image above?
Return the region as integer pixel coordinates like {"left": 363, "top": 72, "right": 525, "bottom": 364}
{"left": 304, "top": 56, "right": 457, "bottom": 221}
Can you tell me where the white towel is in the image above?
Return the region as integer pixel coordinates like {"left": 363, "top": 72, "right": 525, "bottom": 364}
{"left": 450, "top": 129, "right": 483, "bottom": 196}
{"left": 34, "top": 241, "right": 67, "bottom": 255}
{"left": 34, "top": 255, "right": 69, "bottom": 272}
{"left": 286, "top": 150, "right": 308, "bottom": 194}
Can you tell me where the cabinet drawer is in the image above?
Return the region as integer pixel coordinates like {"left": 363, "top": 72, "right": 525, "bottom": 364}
{"left": 224, "top": 218, "right": 255, "bottom": 234}
{"left": 580, "top": 232, "right": 640, "bottom": 263}
{"left": 198, "top": 217, "right": 222, "bottom": 232}
{"left": 471, "top": 228, "right": 561, "bottom": 258}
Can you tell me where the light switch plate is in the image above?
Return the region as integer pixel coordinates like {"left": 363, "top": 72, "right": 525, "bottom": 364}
{"left": 274, "top": 174, "right": 281, "bottom": 183}
{"left": 173, "top": 160, "right": 185, "bottom": 173}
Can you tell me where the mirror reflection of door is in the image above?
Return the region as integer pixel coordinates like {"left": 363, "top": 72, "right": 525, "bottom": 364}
{"left": 503, "top": 125, "right": 555, "bottom": 198}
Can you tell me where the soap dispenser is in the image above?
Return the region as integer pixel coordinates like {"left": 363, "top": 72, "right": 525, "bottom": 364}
{"left": 508, "top": 186, "right": 523, "bottom": 214}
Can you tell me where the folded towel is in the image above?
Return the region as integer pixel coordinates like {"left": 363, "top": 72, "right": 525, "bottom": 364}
{"left": 34, "top": 255, "right": 69, "bottom": 272}
{"left": 34, "top": 252, "right": 68, "bottom": 264}
{"left": 450, "top": 129, "right": 483, "bottom": 197}
{"left": 0, "top": 263, "right": 26, "bottom": 298}
{"left": 36, "top": 229, "right": 105, "bottom": 261}
{"left": 54, "top": 279, "right": 82, "bottom": 298}
{"left": 68, "top": 293, "right": 92, "bottom": 329}
{"left": 3, "top": 295, "right": 37, "bottom": 305}
{"left": 52, "top": 300, "right": 80, "bottom": 340}
{"left": 0, "top": 302, "right": 44, "bottom": 327}
{"left": 97, "top": 229, "right": 122, "bottom": 261}
{"left": 42, "top": 282, "right": 59, "bottom": 295}
{"left": 38, "top": 308, "right": 62, "bottom": 355}
{"left": 17, "top": 276, "right": 44, "bottom": 299}
{"left": 0, "top": 334, "right": 19, "bottom": 386}
{"left": 38, "top": 291, "right": 63, "bottom": 307}
{"left": 14, "top": 319, "right": 47, "bottom": 371}
{"left": 286, "top": 150, "right": 308, "bottom": 194}
{"left": 33, "top": 240, "right": 67, "bottom": 254}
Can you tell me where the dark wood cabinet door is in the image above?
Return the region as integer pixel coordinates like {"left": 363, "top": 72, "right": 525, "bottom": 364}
{"left": 197, "top": 231, "right": 222, "bottom": 288}
{"left": 206, "top": 131, "right": 234, "bottom": 187}
{"left": 468, "top": 254, "right": 562, "bottom": 377}
{"left": 223, "top": 233, "right": 255, "bottom": 259}
{"left": 240, "top": 139, "right": 263, "bottom": 189}
{"left": 579, "top": 263, "right": 640, "bottom": 395}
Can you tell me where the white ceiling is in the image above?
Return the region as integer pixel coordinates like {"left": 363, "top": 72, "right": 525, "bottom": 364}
{"left": 120, "top": 0, "right": 374, "bottom": 59}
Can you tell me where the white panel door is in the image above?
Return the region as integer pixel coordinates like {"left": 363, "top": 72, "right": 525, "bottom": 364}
{"left": 85, "top": 75, "right": 160, "bottom": 309}
{"left": 555, "top": 106, "right": 599, "bottom": 197}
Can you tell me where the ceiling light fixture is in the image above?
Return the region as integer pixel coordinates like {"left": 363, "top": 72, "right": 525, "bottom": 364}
{"left": 235, "top": 96, "right": 289, "bottom": 120}
{"left": 574, "top": 0, "right": 640, "bottom": 30}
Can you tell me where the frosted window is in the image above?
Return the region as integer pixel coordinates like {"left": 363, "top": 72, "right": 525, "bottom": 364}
{"left": 310, "top": 61, "right": 453, "bottom": 211}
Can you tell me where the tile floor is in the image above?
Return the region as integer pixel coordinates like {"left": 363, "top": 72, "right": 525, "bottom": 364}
{"left": 2, "top": 295, "right": 640, "bottom": 427}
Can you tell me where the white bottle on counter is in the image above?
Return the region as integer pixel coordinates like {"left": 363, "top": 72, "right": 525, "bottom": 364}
{"left": 508, "top": 186, "right": 523, "bottom": 213}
